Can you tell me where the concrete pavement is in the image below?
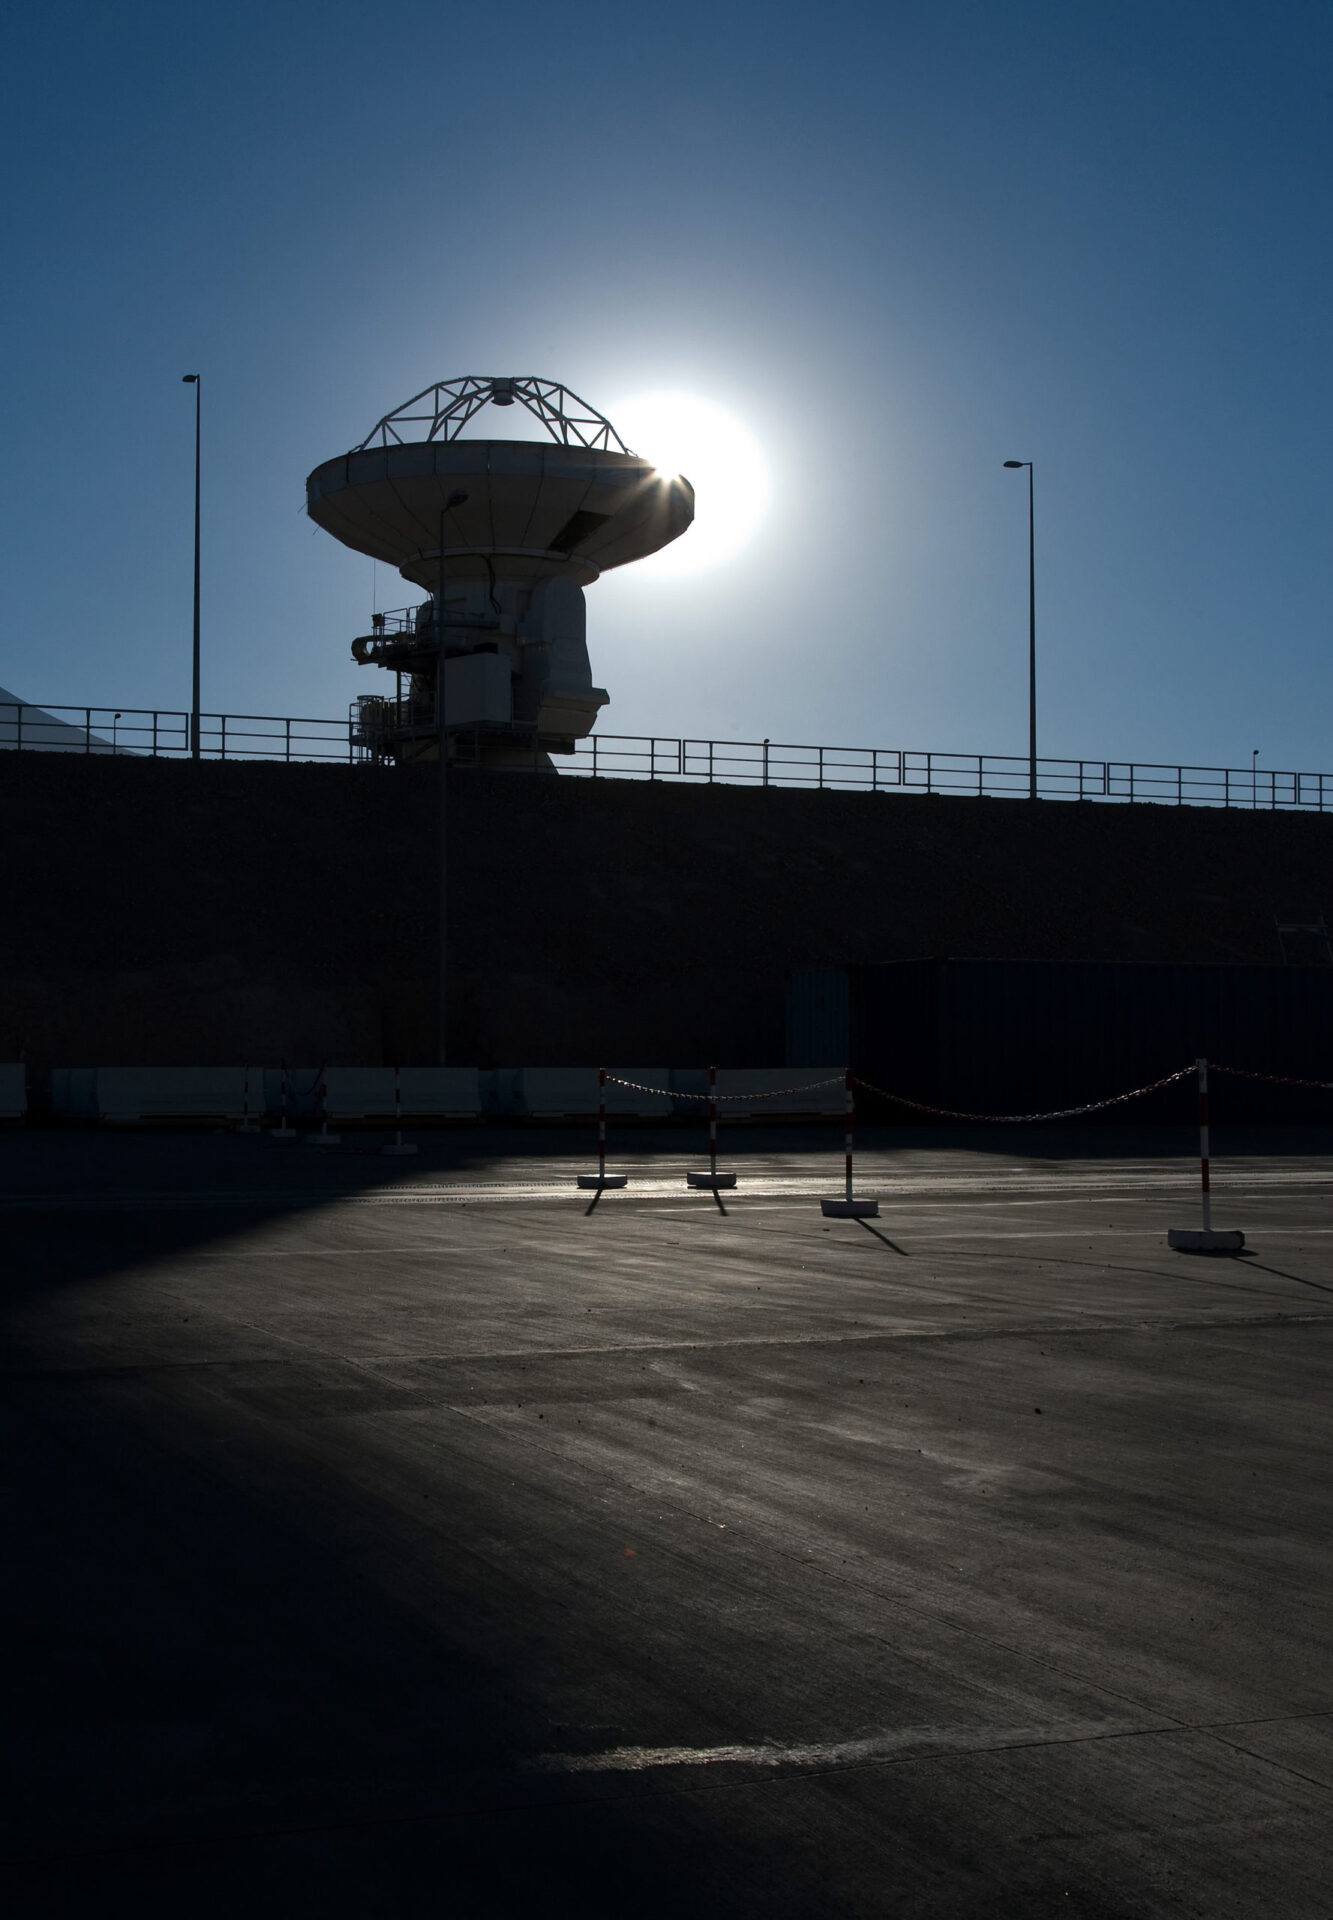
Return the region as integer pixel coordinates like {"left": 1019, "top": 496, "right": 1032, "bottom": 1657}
{"left": 2, "top": 1126, "right": 1331, "bottom": 1914}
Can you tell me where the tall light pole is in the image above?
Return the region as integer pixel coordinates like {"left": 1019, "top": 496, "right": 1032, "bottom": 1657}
{"left": 437, "top": 487, "right": 469, "bottom": 1066}
{"left": 1003, "top": 460, "right": 1036, "bottom": 800}
{"left": 182, "top": 375, "right": 201, "bottom": 758}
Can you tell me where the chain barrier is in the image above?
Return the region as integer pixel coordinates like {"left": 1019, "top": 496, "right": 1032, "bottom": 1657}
{"left": 604, "top": 1065, "right": 1204, "bottom": 1121}
{"left": 603, "top": 1073, "right": 844, "bottom": 1105}
{"left": 848, "top": 1064, "right": 1196, "bottom": 1125}
{"left": 1210, "top": 1063, "right": 1333, "bottom": 1091}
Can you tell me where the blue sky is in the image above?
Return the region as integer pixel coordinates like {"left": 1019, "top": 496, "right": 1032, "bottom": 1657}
{"left": 3, "top": 0, "right": 1330, "bottom": 771}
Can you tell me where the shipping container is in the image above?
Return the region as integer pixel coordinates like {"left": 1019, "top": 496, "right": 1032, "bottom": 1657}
{"left": 787, "top": 959, "right": 1333, "bottom": 1123}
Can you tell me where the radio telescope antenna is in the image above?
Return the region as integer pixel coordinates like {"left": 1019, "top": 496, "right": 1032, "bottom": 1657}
{"left": 355, "top": 376, "right": 632, "bottom": 454}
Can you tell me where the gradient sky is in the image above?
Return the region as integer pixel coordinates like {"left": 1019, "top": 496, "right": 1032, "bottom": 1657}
{"left": 3, "top": 0, "right": 1330, "bottom": 773}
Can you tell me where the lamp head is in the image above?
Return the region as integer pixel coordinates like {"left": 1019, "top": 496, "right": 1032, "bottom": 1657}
{"left": 1003, "top": 460, "right": 1025, "bottom": 469}
{"left": 445, "top": 489, "right": 469, "bottom": 509}
{"left": 182, "top": 374, "right": 199, "bottom": 384}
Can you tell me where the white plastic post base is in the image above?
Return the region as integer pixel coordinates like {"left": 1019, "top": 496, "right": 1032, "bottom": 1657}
{"left": 577, "top": 1174, "right": 628, "bottom": 1189}
{"left": 821, "top": 1197, "right": 879, "bottom": 1218}
{"left": 307, "top": 1131, "right": 341, "bottom": 1148}
{"left": 687, "top": 1171, "right": 738, "bottom": 1189}
{"left": 383, "top": 1142, "right": 418, "bottom": 1156}
{"left": 1168, "top": 1227, "right": 1245, "bottom": 1252}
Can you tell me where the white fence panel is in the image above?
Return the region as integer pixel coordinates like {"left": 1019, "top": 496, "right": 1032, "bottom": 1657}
{"left": 0, "top": 1064, "right": 27, "bottom": 1117}
{"left": 520, "top": 1068, "right": 672, "bottom": 1117}
{"left": 321, "top": 1068, "right": 395, "bottom": 1117}
{"left": 95, "top": 1068, "right": 252, "bottom": 1120}
{"left": 284, "top": 1068, "right": 481, "bottom": 1118}
{"left": 712, "top": 1068, "right": 844, "bottom": 1116}
{"left": 396, "top": 1069, "right": 481, "bottom": 1117}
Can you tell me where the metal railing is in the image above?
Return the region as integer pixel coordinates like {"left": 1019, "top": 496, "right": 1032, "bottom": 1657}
{"left": 3, "top": 703, "right": 1331, "bottom": 808}
{"left": 367, "top": 607, "right": 421, "bottom": 636}
{"left": 564, "top": 735, "right": 1333, "bottom": 810}
{"left": 0, "top": 704, "right": 358, "bottom": 763}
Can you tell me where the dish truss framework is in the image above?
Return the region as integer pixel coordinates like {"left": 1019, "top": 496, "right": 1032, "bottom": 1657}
{"left": 355, "top": 376, "right": 632, "bottom": 454}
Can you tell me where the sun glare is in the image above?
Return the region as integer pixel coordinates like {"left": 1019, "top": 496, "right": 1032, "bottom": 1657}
{"left": 614, "top": 391, "right": 771, "bottom": 576}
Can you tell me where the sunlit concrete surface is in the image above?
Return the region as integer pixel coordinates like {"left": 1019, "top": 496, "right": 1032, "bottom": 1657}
{"left": 3, "top": 1126, "right": 1331, "bottom": 1916}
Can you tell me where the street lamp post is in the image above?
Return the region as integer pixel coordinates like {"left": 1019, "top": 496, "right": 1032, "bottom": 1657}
{"left": 182, "top": 375, "right": 201, "bottom": 758}
{"left": 437, "top": 487, "right": 469, "bottom": 1067}
{"left": 1003, "top": 460, "right": 1037, "bottom": 800}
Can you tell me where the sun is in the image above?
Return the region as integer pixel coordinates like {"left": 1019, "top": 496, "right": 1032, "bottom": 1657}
{"left": 613, "top": 391, "right": 771, "bottom": 576}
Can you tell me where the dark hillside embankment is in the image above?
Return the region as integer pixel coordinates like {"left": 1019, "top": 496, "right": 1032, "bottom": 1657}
{"left": 2, "top": 752, "right": 1331, "bottom": 1068}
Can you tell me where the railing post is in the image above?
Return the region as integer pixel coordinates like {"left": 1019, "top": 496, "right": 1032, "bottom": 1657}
{"left": 763, "top": 738, "right": 769, "bottom": 787}
{"left": 15, "top": 704, "right": 21, "bottom": 752}
{"left": 1224, "top": 768, "right": 1230, "bottom": 808}
{"left": 285, "top": 717, "right": 292, "bottom": 764}
{"left": 219, "top": 714, "right": 226, "bottom": 760}
{"left": 85, "top": 708, "right": 92, "bottom": 754}
{"left": 592, "top": 733, "right": 598, "bottom": 777}
{"left": 1129, "top": 763, "right": 1135, "bottom": 803}
{"left": 871, "top": 748, "right": 877, "bottom": 792}
{"left": 709, "top": 739, "right": 715, "bottom": 784}
{"left": 1177, "top": 765, "right": 1182, "bottom": 805}
{"left": 818, "top": 744, "right": 824, "bottom": 789}
{"left": 926, "top": 750, "right": 932, "bottom": 794}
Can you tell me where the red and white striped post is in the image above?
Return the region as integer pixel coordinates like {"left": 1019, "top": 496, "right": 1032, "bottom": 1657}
{"left": 709, "top": 1065, "right": 718, "bottom": 1177}
{"left": 821, "top": 1069, "right": 879, "bottom": 1218}
{"left": 1198, "top": 1055, "right": 1212, "bottom": 1233}
{"left": 687, "top": 1063, "right": 737, "bottom": 1189}
{"left": 843, "top": 1069, "right": 854, "bottom": 1202}
{"left": 383, "top": 1062, "right": 417, "bottom": 1155}
{"left": 272, "top": 1056, "right": 298, "bottom": 1141}
{"left": 1168, "top": 1055, "right": 1243, "bottom": 1251}
{"left": 578, "top": 1067, "right": 628, "bottom": 1189}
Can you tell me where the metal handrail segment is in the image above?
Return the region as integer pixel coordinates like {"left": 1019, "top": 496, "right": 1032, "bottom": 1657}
{"left": 0, "top": 703, "right": 1327, "bottom": 808}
